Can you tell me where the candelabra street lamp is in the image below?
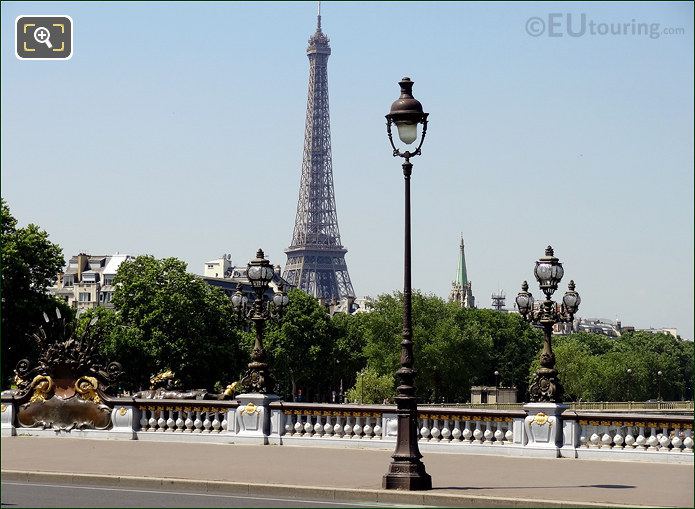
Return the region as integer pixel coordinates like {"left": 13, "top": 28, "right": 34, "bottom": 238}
{"left": 382, "top": 77, "right": 432, "bottom": 491}
{"left": 516, "top": 246, "right": 581, "bottom": 403}
{"left": 232, "top": 248, "right": 289, "bottom": 394}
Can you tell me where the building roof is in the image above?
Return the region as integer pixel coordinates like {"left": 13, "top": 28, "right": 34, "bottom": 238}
{"left": 103, "top": 254, "right": 133, "bottom": 275}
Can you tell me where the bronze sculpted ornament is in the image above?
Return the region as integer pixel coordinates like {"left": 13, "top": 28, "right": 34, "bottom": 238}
{"left": 11, "top": 308, "right": 122, "bottom": 430}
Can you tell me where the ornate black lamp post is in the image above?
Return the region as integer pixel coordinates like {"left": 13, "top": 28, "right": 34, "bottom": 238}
{"left": 516, "top": 246, "right": 581, "bottom": 403}
{"left": 382, "top": 77, "right": 432, "bottom": 491}
{"left": 232, "top": 248, "right": 289, "bottom": 394}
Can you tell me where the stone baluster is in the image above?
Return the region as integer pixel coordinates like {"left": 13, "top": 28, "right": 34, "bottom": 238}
{"left": 304, "top": 412, "right": 314, "bottom": 437}
{"left": 140, "top": 409, "right": 149, "bottom": 431}
{"left": 343, "top": 416, "right": 353, "bottom": 437}
{"left": 483, "top": 421, "right": 493, "bottom": 444}
{"left": 148, "top": 409, "right": 157, "bottom": 431}
{"left": 221, "top": 412, "right": 228, "bottom": 432}
{"left": 323, "top": 415, "right": 334, "bottom": 437}
{"left": 504, "top": 425, "right": 513, "bottom": 444}
{"left": 612, "top": 427, "right": 624, "bottom": 449}
{"left": 658, "top": 426, "right": 671, "bottom": 451}
{"left": 601, "top": 425, "right": 612, "bottom": 449}
{"left": 175, "top": 410, "right": 185, "bottom": 432}
{"left": 202, "top": 412, "right": 212, "bottom": 433}
{"left": 185, "top": 410, "right": 194, "bottom": 432}
{"left": 420, "top": 417, "right": 430, "bottom": 442}
{"left": 333, "top": 416, "right": 344, "bottom": 437}
{"left": 353, "top": 416, "right": 363, "bottom": 438}
{"left": 441, "top": 419, "right": 451, "bottom": 442}
{"left": 646, "top": 426, "right": 659, "bottom": 450}
{"left": 212, "top": 412, "right": 221, "bottom": 433}
{"left": 363, "top": 416, "right": 373, "bottom": 439}
{"left": 635, "top": 426, "right": 647, "bottom": 449}
{"left": 284, "top": 413, "right": 294, "bottom": 435}
{"left": 430, "top": 418, "right": 441, "bottom": 441}
{"left": 682, "top": 429, "right": 693, "bottom": 452}
{"left": 156, "top": 410, "right": 166, "bottom": 432}
{"left": 624, "top": 426, "right": 635, "bottom": 449}
{"left": 313, "top": 415, "right": 324, "bottom": 437}
{"left": 671, "top": 428, "right": 683, "bottom": 452}
{"left": 373, "top": 416, "right": 382, "bottom": 439}
{"left": 451, "top": 420, "right": 462, "bottom": 442}
{"left": 166, "top": 410, "right": 175, "bottom": 432}
{"left": 293, "top": 414, "right": 304, "bottom": 435}
{"left": 472, "top": 421, "right": 483, "bottom": 444}
{"left": 493, "top": 422, "right": 504, "bottom": 444}
{"left": 193, "top": 411, "right": 203, "bottom": 433}
{"left": 462, "top": 420, "right": 472, "bottom": 442}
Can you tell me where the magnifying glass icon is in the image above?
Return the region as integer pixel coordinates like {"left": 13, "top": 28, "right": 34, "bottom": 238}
{"left": 34, "top": 26, "right": 53, "bottom": 49}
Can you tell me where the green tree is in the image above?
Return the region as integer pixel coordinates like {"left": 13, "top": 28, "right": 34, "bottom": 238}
{"left": 264, "top": 289, "right": 334, "bottom": 401}
{"left": 98, "top": 255, "right": 246, "bottom": 391}
{"left": 1, "top": 199, "right": 69, "bottom": 387}
{"left": 345, "top": 367, "right": 394, "bottom": 404}
{"left": 540, "top": 331, "right": 694, "bottom": 402}
{"left": 354, "top": 292, "right": 542, "bottom": 403}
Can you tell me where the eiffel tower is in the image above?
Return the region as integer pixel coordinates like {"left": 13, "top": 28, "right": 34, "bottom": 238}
{"left": 283, "top": 4, "right": 355, "bottom": 300}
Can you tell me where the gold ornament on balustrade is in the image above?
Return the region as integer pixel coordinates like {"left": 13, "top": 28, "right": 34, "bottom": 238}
{"left": 532, "top": 412, "right": 549, "bottom": 426}
{"left": 118, "top": 407, "right": 127, "bottom": 416}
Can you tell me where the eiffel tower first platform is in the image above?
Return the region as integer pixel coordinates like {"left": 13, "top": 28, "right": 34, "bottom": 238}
{"left": 283, "top": 6, "right": 355, "bottom": 301}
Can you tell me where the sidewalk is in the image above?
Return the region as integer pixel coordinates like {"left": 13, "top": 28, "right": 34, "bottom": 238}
{"left": 1, "top": 438, "right": 692, "bottom": 507}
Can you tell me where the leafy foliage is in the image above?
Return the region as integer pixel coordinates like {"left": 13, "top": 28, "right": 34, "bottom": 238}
{"left": 352, "top": 292, "right": 542, "bottom": 403}
{"left": 1, "top": 199, "right": 69, "bottom": 387}
{"left": 80, "top": 256, "right": 247, "bottom": 391}
{"left": 548, "top": 331, "right": 694, "bottom": 401}
{"left": 345, "top": 367, "right": 394, "bottom": 404}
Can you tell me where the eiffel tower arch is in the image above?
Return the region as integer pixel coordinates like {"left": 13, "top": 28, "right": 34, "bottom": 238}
{"left": 283, "top": 7, "right": 355, "bottom": 301}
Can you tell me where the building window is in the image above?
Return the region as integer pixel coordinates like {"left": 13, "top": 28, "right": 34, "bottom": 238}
{"left": 79, "top": 292, "right": 90, "bottom": 302}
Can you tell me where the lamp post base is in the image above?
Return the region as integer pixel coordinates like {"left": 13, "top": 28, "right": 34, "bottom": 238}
{"left": 383, "top": 461, "right": 432, "bottom": 491}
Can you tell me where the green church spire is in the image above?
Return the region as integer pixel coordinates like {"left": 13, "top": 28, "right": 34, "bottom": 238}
{"left": 456, "top": 235, "right": 468, "bottom": 287}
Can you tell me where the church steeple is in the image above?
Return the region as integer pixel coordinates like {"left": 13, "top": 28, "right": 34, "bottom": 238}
{"left": 449, "top": 235, "right": 475, "bottom": 308}
{"left": 456, "top": 235, "right": 468, "bottom": 288}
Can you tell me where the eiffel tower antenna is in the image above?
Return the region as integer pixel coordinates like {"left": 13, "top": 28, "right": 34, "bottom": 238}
{"left": 317, "top": 1, "right": 321, "bottom": 30}
{"left": 283, "top": 5, "right": 355, "bottom": 300}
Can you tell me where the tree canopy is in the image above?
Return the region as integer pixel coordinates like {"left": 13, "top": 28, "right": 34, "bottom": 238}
{"left": 1, "top": 199, "right": 68, "bottom": 386}
{"left": 83, "top": 256, "right": 247, "bottom": 391}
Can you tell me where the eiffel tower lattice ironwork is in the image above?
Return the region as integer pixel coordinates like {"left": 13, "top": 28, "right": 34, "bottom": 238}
{"left": 283, "top": 6, "right": 355, "bottom": 300}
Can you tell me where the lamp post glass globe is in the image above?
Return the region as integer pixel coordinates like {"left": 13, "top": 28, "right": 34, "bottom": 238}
{"left": 246, "top": 249, "right": 274, "bottom": 289}
{"left": 534, "top": 246, "right": 564, "bottom": 296}
{"left": 386, "top": 77, "right": 428, "bottom": 148}
{"left": 515, "top": 281, "right": 534, "bottom": 316}
{"left": 562, "top": 280, "right": 581, "bottom": 315}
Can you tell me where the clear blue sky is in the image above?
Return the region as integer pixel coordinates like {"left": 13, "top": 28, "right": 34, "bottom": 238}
{"left": 2, "top": 2, "right": 693, "bottom": 338}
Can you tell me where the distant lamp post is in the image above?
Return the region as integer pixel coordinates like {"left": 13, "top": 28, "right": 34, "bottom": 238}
{"left": 657, "top": 370, "right": 663, "bottom": 401}
{"left": 382, "top": 77, "right": 432, "bottom": 492}
{"left": 494, "top": 370, "right": 500, "bottom": 388}
{"left": 232, "top": 249, "right": 289, "bottom": 393}
{"left": 626, "top": 368, "right": 633, "bottom": 401}
{"left": 516, "top": 246, "right": 581, "bottom": 403}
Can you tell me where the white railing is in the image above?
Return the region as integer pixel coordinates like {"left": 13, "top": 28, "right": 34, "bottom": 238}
{"left": 562, "top": 411, "right": 693, "bottom": 460}
{"left": 137, "top": 405, "right": 228, "bottom": 433}
{"left": 2, "top": 395, "right": 692, "bottom": 463}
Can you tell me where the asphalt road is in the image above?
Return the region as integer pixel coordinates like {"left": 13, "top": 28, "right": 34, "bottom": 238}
{"left": 0, "top": 481, "right": 415, "bottom": 508}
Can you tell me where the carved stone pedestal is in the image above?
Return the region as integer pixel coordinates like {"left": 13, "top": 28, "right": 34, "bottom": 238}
{"left": 233, "top": 393, "right": 280, "bottom": 445}
{"left": 523, "top": 402, "right": 567, "bottom": 458}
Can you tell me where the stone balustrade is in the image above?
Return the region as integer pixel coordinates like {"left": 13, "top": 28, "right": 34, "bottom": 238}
{"left": 562, "top": 411, "right": 693, "bottom": 461}
{"left": 1, "top": 394, "right": 692, "bottom": 463}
